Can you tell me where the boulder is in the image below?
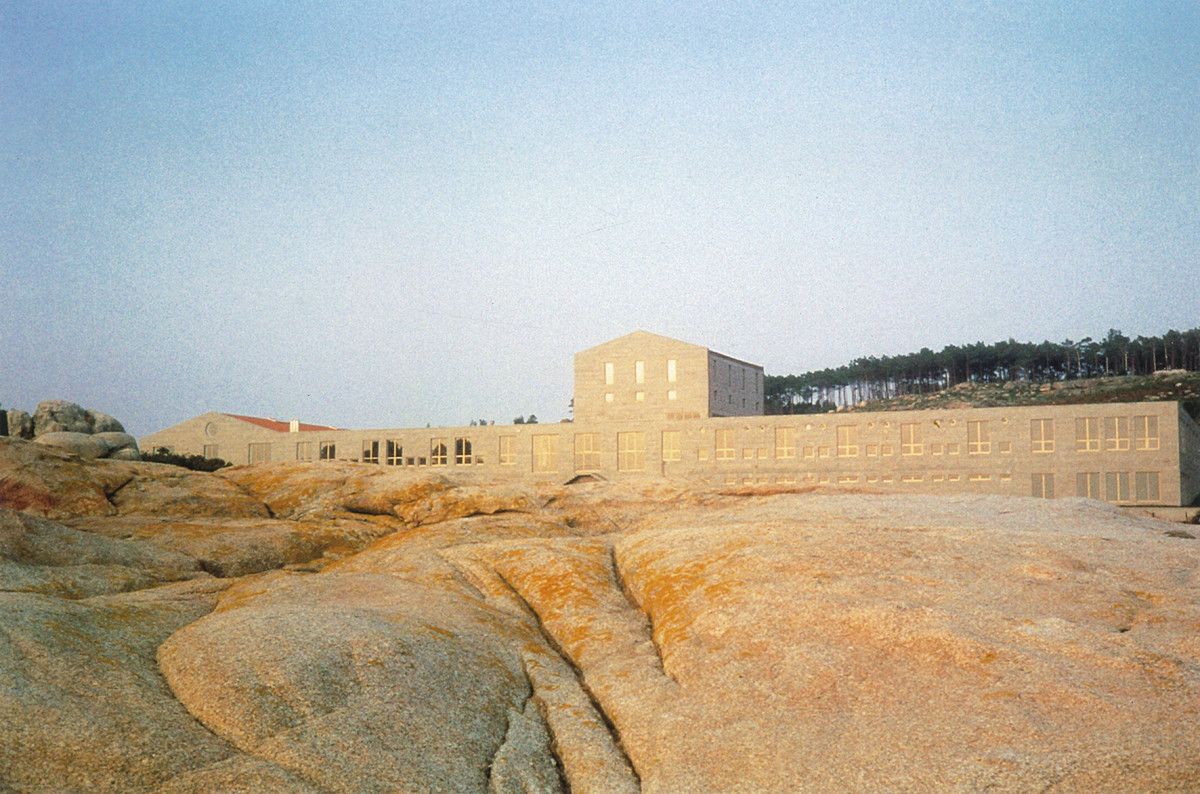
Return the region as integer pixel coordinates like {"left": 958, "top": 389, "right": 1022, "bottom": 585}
{"left": 158, "top": 572, "right": 547, "bottom": 792}
{"left": 6, "top": 409, "right": 33, "bottom": 440}
{"left": 0, "top": 437, "right": 132, "bottom": 518}
{"left": 87, "top": 410, "right": 125, "bottom": 433}
{"left": 108, "top": 446, "right": 143, "bottom": 461}
{"left": 94, "top": 431, "right": 139, "bottom": 458}
{"left": 34, "top": 431, "right": 110, "bottom": 460}
{"left": 33, "top": 400, "right": 92, "bottom": 435}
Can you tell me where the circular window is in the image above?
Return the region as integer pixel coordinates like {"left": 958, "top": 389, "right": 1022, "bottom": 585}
{"left": 204, "top": 422, "right": 217, "bottom": 437}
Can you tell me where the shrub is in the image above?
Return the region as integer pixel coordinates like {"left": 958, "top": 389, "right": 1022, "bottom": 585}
{"left": 143, "top": 447, "right": 231, "bottom": 472}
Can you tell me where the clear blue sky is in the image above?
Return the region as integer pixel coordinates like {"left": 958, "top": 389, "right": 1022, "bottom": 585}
{"left": 2, "top": 2, "right": 1197, "bottom": 436}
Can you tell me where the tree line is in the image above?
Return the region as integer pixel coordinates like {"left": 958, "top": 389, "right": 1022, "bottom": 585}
{"left": 765, "top": 327, "right": 1200, "bottom": 414}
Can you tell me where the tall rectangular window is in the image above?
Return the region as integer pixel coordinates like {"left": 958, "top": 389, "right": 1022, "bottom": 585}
{"left": 714, "top": 428, "right": 735, "bottom": 460}
{"left": 248, "top": 443, "right": 271, "bottom": 464}
{"left": 386, "top": 440, "right": 403, "bottom": 465}
{"left": 1075, "top": 417, "right": 1100, "bottom": 452}
{"left": 1031, "top": 473, "right": 1054, "bottom": 499}
{"left": 1104, "top": 417, "right": 1130, "bottom": 451}
{"left": 668, "top": 389, "right": 677, "bottom": 401}
{"left": 775, "top": 427, "right": 796, "bottom": 459}
{"left": 967, "top": 420, "right": 991, "bottom": 454}
{"left": 662, "top": 430, "right": 682, "bottom": 462}
{"left": 1133, "top": 415, "right": 1160, "bottom": 450}
{"left": 574, "top": 433, "right": 600, "bottom": 472}
{"left": 635, "top": 360, "right": 645, "bottom": 384}
{"left": 836, "top": 425, "right": 859, "bottom": 457}
{"left": 1030, "top": 419, "right": 1054, "bottom": 453}
{"left": 900, "top": 423, "right": 922, "bottom": 456}
{"left": 1076, "top": 472, "right": 1101, "bottom": 499}
{"left": 604, "top": 362, "right": 614, "bottom": 385}
{"left": 430, "top": 439, "right": 448, "bottom": 466}
{"left": 362, "top": 440, "right": 380, "bottom": 464}
{"left": 319, "top": 441, "right": 336, "bottom": 461}
{"left": 296, "top": 441, "right": 313, "bottom": 461}
{"left": 1134, "top": 471, "right": 1160, "bottom": 502}
{"left": 454, "top": 437, "right": 473, "bottom": 464}
{"left": 203, "top": 444, "right": 219, "bottom": 459}
{"left": 498, "top": 436, "right": 516, "bottom": 466}
{"left": 532, "top": 435, "right": 557, "bottom": 473}
{"left": 667, "top": 359, "right": 677, "bottom": 383}
{"left": 1105, "top": 471, "right": 1130, "bottom": 502}
{"left": 617, "top": 431, "right": 645, "bottom": 471}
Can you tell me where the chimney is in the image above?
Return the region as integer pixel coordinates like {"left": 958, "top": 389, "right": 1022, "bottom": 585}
{"left": 289, "top": 419, "right": 300, "bottom": 433}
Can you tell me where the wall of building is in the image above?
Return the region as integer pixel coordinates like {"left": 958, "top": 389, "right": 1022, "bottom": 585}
{"left": 142, "top": 401, "right": 1188, "bottom": 506}
{"left": 707, "top": 352, "right": 765, "bottom": 417}
{"left": 573, "top": 332, "right": 710, "bottom": 422}
{"left": 1178, "top": 404, "right": 1200, "bottom": 506}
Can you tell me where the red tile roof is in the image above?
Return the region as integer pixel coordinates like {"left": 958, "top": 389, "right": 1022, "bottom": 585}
{"left": 224, "top": 414, "right": 340, "bottom": 433}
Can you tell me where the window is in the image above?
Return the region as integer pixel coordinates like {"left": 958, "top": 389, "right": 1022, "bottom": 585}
{"left": 1075, "top": 417, "right": 1100, "bottom": 452}
{"left": 635, "top": 360, "right": 645, "bottom": 384}
{"left": 901, "top": 474, "right": 923, "bottom": 483}
{"left": 967, "top": 421, "right": 991, "bottom": 454}
{"left": 881, "top": 443, "right": 893, "bottom": 456}
{"left": 1030, "top": 419, "right": 1054, "bottom": 453}
{"left": 1105, "top": 471, "right": 1130, "bottom": 502}
{"left": 1076, "top": 472, "right": 1101, "bottom": 499}
{"left": 946, "top": 443, "right": 960, "bottom": 455}
{"left": 454, "top": 437, "right": 473, "bottom": 464}
{"left": 1031, "top": 473, "right": 1054, "bottom": 499}
{"left": 635, "top": 391, "right": 645, "bottom": 402}
{"left": 386, "top": 440, "right": 403, "bottom": 466}
{"left": 605, "top": 393, "right": 614, "bottom": 403}
{"left": 802, "top": 445, "right": 815, "bottom": 459}
{"left": 866, "top": 444, "right": 878, "bottom": 457}
{"left": 498, "top": 436, "right": 516, "bottom": 466}
{"left": 319, "top": 441, "right": 336, "bottom": 461}
{"left": 1133, "top": 415, "right": 1160, "bottom": 450}
{"left": 617, "top": 432, "right": 645, "bottom": 471}
{"left": 836, "top": 425, "right": 858, "bottom": 457}
{"left": 1104, "top": 417, "right": 1130, "bottom": 451}
{"left": 743, "top": 447, "right": 754, "bottom": 460}
{"left": 900, "top": 423, "right": 922, "bottom": 456}
{"left": 203, "top": 444, "right": 219, "bottom": 459}
{"left": 574, "top": 433, "right": 600, "bottom": 472}
{"left": 662, "top": 430, "right": 682, "bottom": 462}
{"left": 968, "top": 474, "right": 992, "bottom": 482}
{"left": 430, "top": 439, "right": 448, "bottom": 466}
{"left": 360, "top": 440, "right": 380, "bottom": 464}
{"left": 714, "top": 428, "right": 735, "bottom": 460}
{"left": 667, "top": 359, "right": 677, "bottom": 383}
{"left": 604, "top": 362, "right": 614, "bottom": 385}
{"left": 775, "top": 427, "right": 796, "bottom": 459}
{"left": 532, "top": 435, "right": 557, "bottom": 473}
{"left": 668, "top": 389, "right": 677, "bottom": 401}
{"left": 1134, "top": 471, "right": 1160, "bottom": 502}
{"left": 296, "top": 442, "right": 313, "bottom": 461}
{"left": 248, "top": 443, "right": 271, "bottom": 464}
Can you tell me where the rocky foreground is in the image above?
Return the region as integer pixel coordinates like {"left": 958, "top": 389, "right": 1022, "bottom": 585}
{"left": 1, "top": 435, "right": 1198, "bottom": 792}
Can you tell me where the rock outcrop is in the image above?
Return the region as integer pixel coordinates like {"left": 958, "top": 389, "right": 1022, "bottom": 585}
{"left": 3, "top": 400, "right": 138, "bottom": 460}
{"left": 1, "top": 441, "right": 1198, "bottom": 791}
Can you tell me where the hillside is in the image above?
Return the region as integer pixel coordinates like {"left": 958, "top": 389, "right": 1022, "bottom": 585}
{"left": 846, "top": 370, "right": 1200, "bottom": 417}
{"left": 2, "top": 436, "right": 1199, "bottom": 790}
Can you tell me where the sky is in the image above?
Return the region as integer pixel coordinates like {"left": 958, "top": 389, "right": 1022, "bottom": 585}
{"left": 2, "top": 1, "right": 1197, "bottom": 437}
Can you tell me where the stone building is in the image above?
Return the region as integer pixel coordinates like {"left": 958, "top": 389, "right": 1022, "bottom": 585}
{"left": 142, "top": 332, "right": 1200, "bottom": 507}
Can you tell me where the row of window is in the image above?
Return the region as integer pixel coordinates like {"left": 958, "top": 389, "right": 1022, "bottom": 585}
{"left": 234, "top": 414, "right": 1164, "bottom": 469}
{"left": 605, "top": 359, "right": 677, "bottom": 386}
{"left": 710, "top": 471, "right": 1161, "bottom": 504}
{"left": 1032, "top": 471, "right": 1160, "bottom": 502}
{"left": 604, "top": 389, "right": 678, "bottom": 403}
